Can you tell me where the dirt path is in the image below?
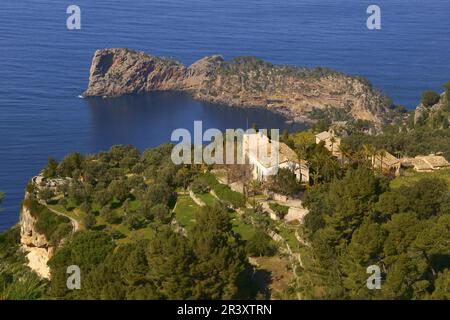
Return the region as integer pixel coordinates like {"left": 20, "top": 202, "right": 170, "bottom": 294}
{"left": 47, "top": 206, "right": 80, "bottom": 232}
{"left": 39, "top": 200, "right": 80, "bottom": 232}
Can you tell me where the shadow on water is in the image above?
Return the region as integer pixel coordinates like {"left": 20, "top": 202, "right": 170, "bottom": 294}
{"left": 85, "top": 91, "right": 307, "bottom": 151}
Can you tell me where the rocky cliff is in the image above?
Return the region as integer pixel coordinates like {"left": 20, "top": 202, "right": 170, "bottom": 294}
{"left": 414, "top": 92, "right": 449, "bottom": 125}
{"left": 20, "top": 202, "right": 53, "bottom": 279}
{"left": 84, "top": 48, "right": 398, "bottom": 125}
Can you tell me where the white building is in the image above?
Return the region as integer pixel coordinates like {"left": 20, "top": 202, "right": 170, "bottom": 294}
{"left": 243, "top": 132, "right": 309, "bottom": 184}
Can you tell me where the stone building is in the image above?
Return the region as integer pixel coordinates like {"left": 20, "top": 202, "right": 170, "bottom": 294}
{"left": 372, "top": 151, "right": 401, "bottom": 176}
{"left": 315, "top": 130, "right": 342, "bottom": 158}
{"left": 243, "top": 132, "right": 309, "bottom": 184}
{"left": 401, "top": 154, "right": 450, "bottom": 172}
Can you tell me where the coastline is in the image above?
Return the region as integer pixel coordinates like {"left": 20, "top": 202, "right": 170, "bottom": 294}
{"left": 83, "top": 48, "right": 404, "bottom": 127}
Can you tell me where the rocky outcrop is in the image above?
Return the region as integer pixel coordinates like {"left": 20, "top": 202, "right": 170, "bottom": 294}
{"left": 21, "top": 205, "right": 48, "bottom": 248}
{"left": 84, "top": 48, "right": 399, "bottom": 125}
{"left": 19, "top": 177, "right": 76, "bottom": 279}
{"left": 84, "top": 48, "right": 223, "bottom": 97}
{"left": 414, "top": 92, "right": 449, "bottom": 125}
{"left": 20, "top": 203, "right": 53, "bottom": 279}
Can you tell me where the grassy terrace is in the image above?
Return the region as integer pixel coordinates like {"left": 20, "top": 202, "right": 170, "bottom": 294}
{"left": 173, "top": 195, "right": 199, "bottom": 230}
{"left": 391, "top": 169, "right": 450, "bottom": 190}
{"left": 196, "top": 192, "right": 218, "bottom": 207}
{"left": 212, "top": 171, "right": 302, "bottom": 250}
{"left": 44, "top": 170, "right": 302, "bottom": 253}
{"left": 47, "top": 189, "right": 258, "bottom": 243}
{"left": 230, "top": 213, "right": 256, "bottom": 241}
{"left": 275, "top": 222, "right": 301, "bottom": 253}
{"left": 174, "top": 192, "right": 258, "bottom": 241}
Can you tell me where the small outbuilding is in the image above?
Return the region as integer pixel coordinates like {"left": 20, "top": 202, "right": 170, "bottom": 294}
{"left": 372, "top": 151, "right": 401, "bottom": 176}
{"left": 402, "top": 154, "right": 450, "bottom": 172}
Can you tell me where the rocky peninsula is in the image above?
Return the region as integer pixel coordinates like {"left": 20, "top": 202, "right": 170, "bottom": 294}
{"left": 84, "top": 48, "right": 399, "bottom": 126}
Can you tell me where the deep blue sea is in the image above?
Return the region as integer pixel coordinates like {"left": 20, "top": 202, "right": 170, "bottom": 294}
{"left": 1, "top": 0, "right": 449, "bottom": 231}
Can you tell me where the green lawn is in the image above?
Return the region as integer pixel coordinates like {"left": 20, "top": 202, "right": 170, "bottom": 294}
{"left": 173, "top": 195, "right": 200, "bottom": 230}
{"left": 231, "top": 214, "right": 257, "bottom": 241}
{"left": 274, "top": 221, "right": 300, "bottom": 253}
{"left": 391, "top": 169, "right": 450, "bottom": 190}
{"left": 174, "top": 193, "right": 258, "bottom": 241}
{"left": 213, "top": 184, "right": 246, "bottom": 208}
{"left": 196, "top": 192, "right": 218, "bottom": 207}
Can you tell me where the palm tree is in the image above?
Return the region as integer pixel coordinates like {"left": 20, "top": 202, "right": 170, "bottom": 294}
{"left": 311, "top": 171, "right": 321, "bottom": 185}
{"left": 362, "top": 144, "right": 370, "bottom": 158}
{"left": 249, "top": 179, "right": 262, "bottom": 207}
{"left": 329, "top": 136, "right": 337, "bottom": 156}
{"left": 363, "top": 144, "right": 376, "bottom": 171}
{"left": 338, "top": 143, "right": 350, "bottom": 165}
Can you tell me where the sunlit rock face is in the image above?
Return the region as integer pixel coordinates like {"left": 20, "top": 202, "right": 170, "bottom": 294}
{"left": 84, "top": 48, "right": 399, "bottom": 126}
{"left": 20, "top": 204, "right": 52, "bottom": 279}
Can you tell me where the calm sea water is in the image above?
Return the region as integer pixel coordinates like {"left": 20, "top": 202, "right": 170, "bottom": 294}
{"left": 1, "top": 0, "right": 449, "bottom": 231}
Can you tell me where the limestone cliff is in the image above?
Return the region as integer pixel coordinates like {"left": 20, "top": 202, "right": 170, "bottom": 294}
{"left": 83, "top": 48, "right": 223, "bottom": 97}
{"left": 84, "top": 48, "right": 398, "bottom": 126}
{"left": 414, "top": 92, "right": 449, "bottom": 125}
{"left": 20, "top": 203, "right": 53, "bottom": 279}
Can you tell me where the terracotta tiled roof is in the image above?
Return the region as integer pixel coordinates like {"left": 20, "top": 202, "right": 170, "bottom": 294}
{"left": 416, "top": 155, "right": 450, "bottom": 169}
{"left": 279, "top": 142, "right": 299, "bottom": 164}
{"left": 374, "top": 151, "right": 400, "bottom": 167}
{"left": 401, "top": 155, "right": 450, "bottom": 171}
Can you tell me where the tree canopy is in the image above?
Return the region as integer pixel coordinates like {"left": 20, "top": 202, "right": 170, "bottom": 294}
{"left": 300, "top": 170, "right": 450, "bottom": 299}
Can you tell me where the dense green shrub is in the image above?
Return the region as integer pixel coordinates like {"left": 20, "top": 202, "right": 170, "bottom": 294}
{"left": 268, "top": 168, "right": 302, "bottom": 196}
{"left": 47, "top": 206, "right": 256, "bottom": 300}
{"left": 151, "top": 204, "right": 171, "bottom": 223}
{"left": 48, "top": 231, "right": 115, "bottom": 298}
{"left": 421, "top": 90, "right": 441, "bottom": 107}
{"left": 301, "top": 168, "right": 450, "bottom": 299}
{"left": 269, "top": 202, "right": 289, "bottom": 219}
{"left": 0, "top": 226, "right": 20, "bottom": 257}
{"left": 343, "top": 128, "right": 450, "bottom": 159}
{"left": 100, "top": 206, "right": 121, "bottom": 224}
{"left": 42, "top": 157, "right": 58, "bottom": 178}
{"left": 123, "top": 212, "right": 147, "bottom": 230}
{"left": 34, "top": 207, "right": 71, "bottom": 245}
{"left": 0, "top": 227, "right": 48, "bottom": 300}
{"left": 245, "top": 230, "right": 277, "bottom": 257}
{"left": 23, "top": 198, "right": 71, "bottom": 245}
{"left": 83, "top": 213, "right": 97, "bottom": 230}
{"left": 190, "top": 176, "right": 211, "bottom": 194}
